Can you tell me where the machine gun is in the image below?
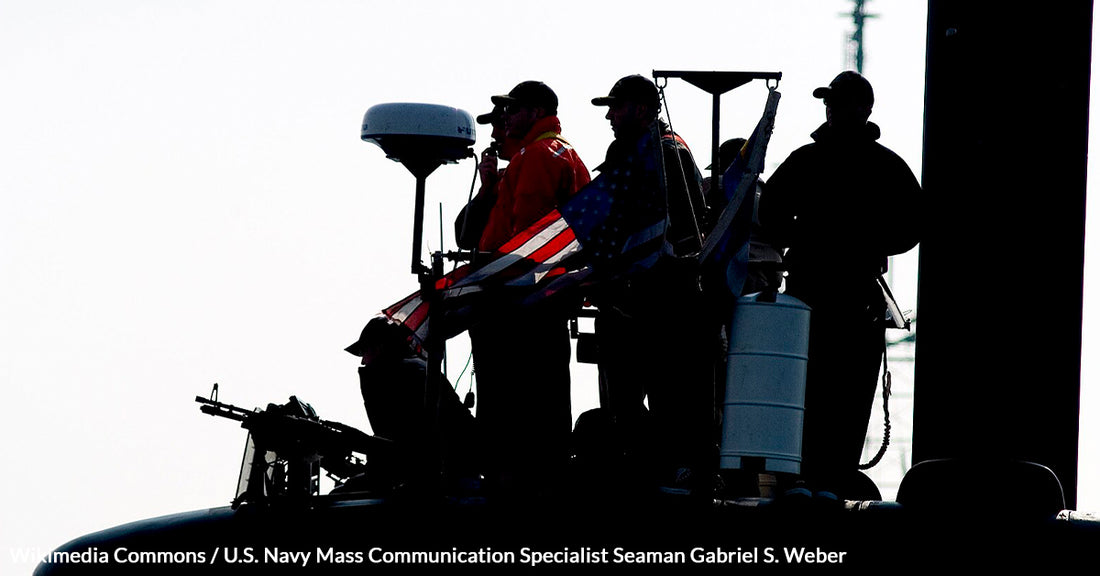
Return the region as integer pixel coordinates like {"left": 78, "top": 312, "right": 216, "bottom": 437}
{"left": 195, "top": 384, "right": 392, "bottom": 508}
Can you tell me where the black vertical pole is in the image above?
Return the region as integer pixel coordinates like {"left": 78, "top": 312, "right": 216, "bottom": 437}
{"left": 412, "top": 175, "right": 427, "bottom": 275}
{"left": 406, "top": 159, "right": 444, "bottom": 492}
{"left": 417, "top": 251, "right": 445, "bottom": 493}
{"left": 711, "top": 92, "right": 722, "bottom": 187}
{"left": 914, "top": 0, "right": 1092, "bottom": 509}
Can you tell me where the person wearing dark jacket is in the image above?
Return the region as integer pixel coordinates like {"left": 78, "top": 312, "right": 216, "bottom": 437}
{"left": 588, "top": 74, "right": 715, "bottom": 497}
{"left": 346, "top": 317, "right": 480, "bottom": 493}
{"left": 758, "top": 71, "right": 921, "bottom": 496}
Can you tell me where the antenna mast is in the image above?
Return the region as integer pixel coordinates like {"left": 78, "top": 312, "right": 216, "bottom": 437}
{"left": 845, "top": 0, "right": 877, "bottom": 73}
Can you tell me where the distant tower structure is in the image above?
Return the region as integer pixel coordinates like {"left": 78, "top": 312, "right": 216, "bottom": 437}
{"left": 845, "top": 0, "right": 877, "bottom": 73}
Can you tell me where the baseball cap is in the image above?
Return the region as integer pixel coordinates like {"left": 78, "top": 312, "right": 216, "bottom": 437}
{"left": 490, "top": 81, "right": 558, "bottom": 113}
{"left": 812, "top": 71, "right": 874, "bottom": 108}
{"left": 345, "top": 316, "right": 399, "bottom": 356}
{"left": 706, "top": 138, "right": 748, "bottom": 171}
{"left": 476, "top": 105, "right": 503, "bottom": 125}
{"left": 591, "top": 74, "right": 660, "bottom": 110}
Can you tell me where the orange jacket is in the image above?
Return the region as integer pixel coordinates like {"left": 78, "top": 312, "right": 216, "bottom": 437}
{"left": 478, "top": 116, "right": 591, "bottom": 251}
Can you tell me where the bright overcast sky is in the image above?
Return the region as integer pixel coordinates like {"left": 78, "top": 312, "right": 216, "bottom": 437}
{"left": 1, "top": 1, "right": 1095, "bottom": 570}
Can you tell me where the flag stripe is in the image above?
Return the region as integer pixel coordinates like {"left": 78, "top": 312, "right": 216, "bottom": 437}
{"left": 505, "top": 237, "right": 582, "bottom": 286}
{"left": 495, "top": 209, "right": 565, "bottom": 254}
{"left": 385, "top": 291, "right": 423, "bottom": 321}
{"left": 512, "top": 226, "right": 578, "bottom": 278}
{"left": 454, "top": 212, "right": 570, "bottom": 287}
{"left": 435, "top": 263, "right": 475, "bottom": 290}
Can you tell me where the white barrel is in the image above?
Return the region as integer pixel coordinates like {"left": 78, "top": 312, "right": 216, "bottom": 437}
{"left": 720, "top": 292, "right": 811, "bottom": 474}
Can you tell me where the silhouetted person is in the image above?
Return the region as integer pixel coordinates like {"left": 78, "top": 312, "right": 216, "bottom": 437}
{"left": 702, "top": 137, "right": 784, "bottom": 295}
{"left": 589, "top": 74, "right": 714, "bottom": 497}
{"left": 456, "top": 103, "right": 523, "bottom": 250}
{"left": 758, "top": 71, "right": 920, "bottom": 496}
{"left": 346, "top": 316, "right": 480, "bottom": 493}
{"left": 466, "top": 81, "right": 591, "bottom": 501}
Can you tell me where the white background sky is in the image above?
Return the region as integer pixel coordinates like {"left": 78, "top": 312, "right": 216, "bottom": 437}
{"left": 0, "top": 1, "right": 1094, "bottom": 571}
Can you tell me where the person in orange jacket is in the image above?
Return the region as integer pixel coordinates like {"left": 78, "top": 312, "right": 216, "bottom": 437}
{"left": 477, "top": 81, "right": 591, "bottom": 252}
{"left": 467, "top": 80, "right": 591, "bottom": 502}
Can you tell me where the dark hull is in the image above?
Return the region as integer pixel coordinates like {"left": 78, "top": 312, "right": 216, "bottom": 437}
{"left": 34, "top": 485, "right": 1100, "bottom": 574}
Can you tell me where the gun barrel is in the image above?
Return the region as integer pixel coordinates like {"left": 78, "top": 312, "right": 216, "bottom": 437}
{"left": 195, "top": 396, "right": 256, "bottom": 421}
{"left": 198, "top": 405, "right": 249, "bottom": 422}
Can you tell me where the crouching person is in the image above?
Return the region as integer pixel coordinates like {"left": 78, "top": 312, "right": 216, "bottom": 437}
{"left": 345, "top": 316, "right": 481, "bottom": 496}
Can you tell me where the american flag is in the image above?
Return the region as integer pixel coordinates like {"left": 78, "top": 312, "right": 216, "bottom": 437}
{"left": 699, "top": 88, "right": 781, "bottom": 295}
{"left": 382, "top": 208, "right": 589, "bottom": 349}
{"left": 382, "top": 127, "right": 669, "bottom": 349}
{"left": 559, "top": 124, "right": 668, "bottom": 277}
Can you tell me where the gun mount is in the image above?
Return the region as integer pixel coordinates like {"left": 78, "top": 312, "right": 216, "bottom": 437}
{"left": 195, "top": 385, "right": 390, "bottom": 507}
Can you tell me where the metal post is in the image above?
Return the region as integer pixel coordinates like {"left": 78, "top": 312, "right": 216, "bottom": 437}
{"left": 411, "top": 175, "right": 428, "bottom": 275}
{"left": 711, "top": 92, "right": 722, "bottom": 186}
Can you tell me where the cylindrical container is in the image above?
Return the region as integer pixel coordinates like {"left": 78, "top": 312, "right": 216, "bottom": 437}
{"left": 720, "top": 292, "right": 811, "bottom": 474}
